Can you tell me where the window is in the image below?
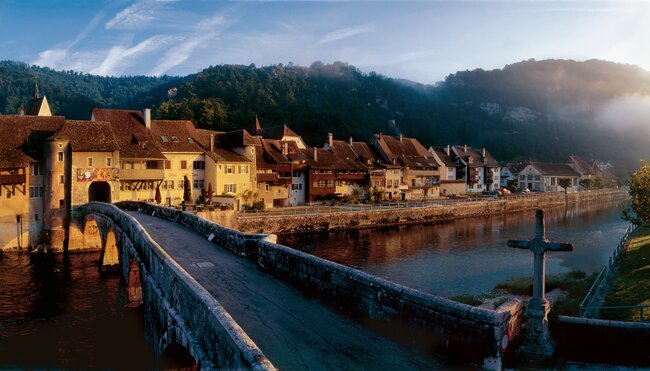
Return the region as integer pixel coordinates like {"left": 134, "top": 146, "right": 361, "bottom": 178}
{"left": 161, "top": 136, "right": 169, "bottom": 142}
{"left": 224, "top": 184, "right": 236, "bottom": 193}
{"left": 265, "top": 184, "right": 270, "bottom": 192}
{"left": 291, "top": 184, "right": 302, "bottom": 191}
{"left": 193, "top": 161, "right": 205, "bottom": 170}
{"left": 169, "top": 180, "right": 174, "bottom": 189}
{"left": 34, "top": 213, "right": 38, "bottom": 221}
{"left": 59, "top": 175, "right": 64, "bottom": 184}
{"left": 86, "top": 157, "right": 93, "bottom": 167}
{"left": 527, "top": 175, "right": 533, "bottom": 180}
{"left": 6, "top": 190, "right": 11, "bottom": 199}
{"left": 30, "top": 164, "right": 42, "bottom": 176}
{"left": 193, "top": 180, "right": 199, "bottom": 189}
{"left": 57, "top": 152, "right": 64, "bottom": 162}
{"left": 106, "top": 157, "right": 112, "bottom": 167}
{"left": 226, "top": 165, "right": 234, "bottom": 174}
{"left": 551, "top": 178, "right": 556, "bottom": 186}
{"left": 534, "top": 175, "right": 541, "bottom": 181}
{"left": 180, "top": 160, "right": 187, "bottom": 169}
{"left": 178, "top": 180, "right": 183, "bottom": 189}
{"left": 239, "top": 165, "right": 248, "bottom": 174}
{"left": 165, "top": 160, "right": 171, "bottom": 170}
{"left": 218, "top": 165, "right": 222, "bottom": 171}
{"left": 29, "top": 186, "right": 43, "bottom": 198}
{"left": 171, "top": 136, "right": 179, "bottom": 142}
{"left": 59, "top": 199, "right": 64, "bottom": 208}
{"left": 188, "top": 137, "right": 194, "bottom": 143}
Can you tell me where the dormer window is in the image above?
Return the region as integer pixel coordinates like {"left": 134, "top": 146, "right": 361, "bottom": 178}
{"left": 161, "top": 136, "right": 169, "bottom": 142}
{"left": 171, "top": 136, "right": 179, "bottom": 142}
{"left": 188, "top": 137, "right": 194, "bottom": 143}
{"left": 468, "top": 157, "right": 474, "bottom": 164}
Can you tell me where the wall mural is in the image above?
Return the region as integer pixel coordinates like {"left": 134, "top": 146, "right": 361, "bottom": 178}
{"left": 76, "top": 168, "right": 120, "bottom": 182}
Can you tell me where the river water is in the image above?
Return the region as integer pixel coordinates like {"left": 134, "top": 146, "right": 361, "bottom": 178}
{"left": 0, "top": 252, "right": 157, "bottom": 368}
{"left": 0, "top": 200, "right": 626, "bottom": 367}
{"left": 280, "top": 200, "right": 628, "bottom": 296}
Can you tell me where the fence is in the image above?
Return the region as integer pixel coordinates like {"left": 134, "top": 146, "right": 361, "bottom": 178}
{"left": 239, "top": 189, "right": 623, "bottom": 218}
{"left": 579, "top": 223, "right": 642, "bottom": 320}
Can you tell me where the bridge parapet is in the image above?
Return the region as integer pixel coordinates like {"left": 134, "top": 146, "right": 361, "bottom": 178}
{"left": 80, "top": 202, "right": 275, "bottom": 371}
{"left": 257, "top": 239, "right": 523, "bottom": 369}
{"left": 116, "top": 201, "right": 275, "bottom": 257}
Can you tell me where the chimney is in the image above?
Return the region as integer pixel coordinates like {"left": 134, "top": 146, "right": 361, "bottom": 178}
{"left": 281, "top": 142, "right": 288, "bottom": 156}
{"left": 209, "top": 133, "right": 214, "bottom": 152}
{"left": 399, "top": 133, "right": 403, "bottom": 142}
{"left": 328, "top": 132, "right": 333, "bottom": 147}
{"left": 392, "top": 157, "right": 397, "bottom": 165}
{"left": 349, "top": 136, "right": 353, "bottom": 145}
{"left": 143, "top": 108, "right": 151, "bottom": 130}
{"left": 18, "top": 105, "right": 24, "bottom": 116}
{"left": 464, "top": 144, "right": 467, "bottom": 152}
{"left": 482, "top": 148, "right": 486, "bottom": 157}
{"left": 445, "top": 145, "right": 450, "bottom": 156}
{"left": 313, "top": 148, "right": 318, "bottom": 161}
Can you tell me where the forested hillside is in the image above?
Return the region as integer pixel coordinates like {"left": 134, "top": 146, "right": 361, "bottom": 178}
{"left": 2, "top": 58, "right": 649, "bottom": 176}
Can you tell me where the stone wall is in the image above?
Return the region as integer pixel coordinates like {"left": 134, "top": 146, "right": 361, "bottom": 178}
{"left": 239, "top": 189, "right": 627, "bottom": 234}
{"left": 82, "top": 202, "right": 275, "bottom": 370}
{"left": 555, "top": 315, "right": 650, "bottom": 364}
{"left": 257, "top": 239, "right": 524, "bottom": 368}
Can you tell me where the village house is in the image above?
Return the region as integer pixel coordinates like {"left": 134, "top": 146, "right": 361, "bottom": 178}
{"left": 429, "top": 145, "right": 466, "bottom": 196}
{"left": 451, "top": 145, "right": 500, "bottom": 193}
{"left": 91, "top": 109, "right": 167, "bottom": 203}
{"left": 516, "top": 162, "right": 580, "bottom": 192}
{"left": 323, "top": 133, "right": 371, "bottom": 200}
{"left": 500, "top": 163, "right": 528, "bottom": 188}
{"left": 370, "top": 133, "right": 441, "bottom": 200}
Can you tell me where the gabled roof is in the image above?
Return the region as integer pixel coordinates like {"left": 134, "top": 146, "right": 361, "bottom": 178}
{"left": 205, "top": 148, "right": 251, "bottom": 163}
{"left": 91, "top": 109, "right": 166, "bottom": 159}
{"left": 328, "top": 140, "right": 367, "bottom": 170}
{"left": 526, "top": 162, "right": 580, "bottom": 177}
{"left": 192, "top": 128, "right": 224, "bottom": 150}
{"left": 372, "top": 134, "right": 440, "bottom": 169}
{"left": 0, "top": 115, "right": 65, "bottom": 168}
{"left": 567, "top": 155, "right": 597, "bottom": 176}
{"left": 150, "top": 120, "right": 204, "bottom": 153}
{"left": 301, "top": 148, "right": 343, "bottom": 170}
{"left": 430, "top": 147, "right": 464, "bottom": 167}
{"left": 50, "top": 120, "right": 119, "bottom": 152}
{"left": 452, "top": 145, "right": 499, "bottom": 168}
{"left": 258, "top": 124, "right": 300, "bottom": 140}
{"left": 504, "top": 162, "right": 529, "bottom": 174}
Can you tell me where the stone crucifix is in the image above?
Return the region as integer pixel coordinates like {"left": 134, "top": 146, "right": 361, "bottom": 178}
{"left": 508, "top": 209, "right": 573, "bottom": 357}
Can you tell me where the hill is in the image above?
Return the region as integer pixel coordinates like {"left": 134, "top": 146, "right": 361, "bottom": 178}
{"left": 1, "top": 59, "right": 648, "bottom": 176}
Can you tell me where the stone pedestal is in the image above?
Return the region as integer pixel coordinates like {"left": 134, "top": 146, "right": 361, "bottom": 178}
{"left": 517, "top": 298, "right": 555, "bottom": 363}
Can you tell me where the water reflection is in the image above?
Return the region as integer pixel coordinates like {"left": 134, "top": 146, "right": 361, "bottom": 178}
{"left": 280, "top": 200, "right": 627, "bottom": 296}
{"left": 0, "top": 252, "right": 156, "bottom": 368}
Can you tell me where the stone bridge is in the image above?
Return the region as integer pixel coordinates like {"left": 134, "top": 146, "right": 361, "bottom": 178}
{"left": 74, "top": 201, "right": 524, "bottom": 370}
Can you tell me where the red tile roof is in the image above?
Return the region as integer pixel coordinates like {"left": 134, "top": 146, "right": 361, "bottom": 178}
{"left": 373, "top": 134, "right": 440, "bottom": 169}
{"left": 92, "top": 109, "right": 166, "bottom": 159}
{"left": 0, "top": 115, "right": 65, "bottom": 168}
{"left": 150, "top": 120, "right": 204, "bottom": 153}
{"left": 527, "top": 162, "right": 581, "bottom": 177}
{"left": 453, "top": 145, "right": 499, "bottom": 168}
{"left": 50, "top": 120, "right": 119, "bottom": 152}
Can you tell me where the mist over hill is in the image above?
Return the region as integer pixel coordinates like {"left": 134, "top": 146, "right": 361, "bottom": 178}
{"left": 2, "top": 58, "right": 649, "bottom": 177}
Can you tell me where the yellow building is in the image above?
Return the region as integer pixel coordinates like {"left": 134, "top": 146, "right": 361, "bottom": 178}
{"left": 150, "top": 120, "right": 205, "bottom": 205}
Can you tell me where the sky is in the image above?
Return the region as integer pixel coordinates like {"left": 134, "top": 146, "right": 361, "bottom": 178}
{"left": 1, "top": 0, "right": 650, "bottom": 84}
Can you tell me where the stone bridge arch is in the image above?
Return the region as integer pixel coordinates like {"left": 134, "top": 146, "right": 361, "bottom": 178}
{"left": 77, "top": 203, "right": 273, "bottom": 370}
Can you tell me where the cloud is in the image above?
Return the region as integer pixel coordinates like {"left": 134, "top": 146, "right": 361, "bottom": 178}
{"left": 91, "top": 35, "right": 175, "bottom": 76}
{"left": 595, "top": 94, "right": 650, "bottom": 134}
{"left": 150, "top": 15, "right": 226, "bottom": 76}
{"left": 106, "top": 0, "right": 178, "bottom": 30}
{"left": 319, "top": 23, "right": 374, "bottom": 44}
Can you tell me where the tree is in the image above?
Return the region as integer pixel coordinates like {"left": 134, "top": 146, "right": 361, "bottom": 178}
{"left": 623, "top": 161, "right": 650, "bottom": 225}
{"left": 558, "top": 178, "right": 572, "bottom": 206}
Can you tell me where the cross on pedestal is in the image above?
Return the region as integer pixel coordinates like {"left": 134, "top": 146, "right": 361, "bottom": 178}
{"left": 508, "top": 209, "right": 573, "bottom": 359}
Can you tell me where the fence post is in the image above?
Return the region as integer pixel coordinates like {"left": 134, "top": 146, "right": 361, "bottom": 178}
{"left": 641, "top": 307, "right": 645, "bottom": 322}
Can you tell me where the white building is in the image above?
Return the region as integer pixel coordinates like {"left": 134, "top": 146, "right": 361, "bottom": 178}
{"left": 517, "top": 162, "right": 580, "bottom": 192}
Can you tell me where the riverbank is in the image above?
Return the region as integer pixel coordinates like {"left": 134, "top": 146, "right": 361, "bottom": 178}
{"left": 238, "top": 189, "right": 627, "bottom": 235}
{"left": 602, "top": 226, "right": 650, "bottom": 321}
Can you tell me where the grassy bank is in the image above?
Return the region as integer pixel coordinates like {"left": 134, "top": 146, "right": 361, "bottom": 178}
{"left": 451, "top": 270, "right": 596, "bottom": 316}
{"left": 601, "top": 226, "right": 650, "bottom": 321}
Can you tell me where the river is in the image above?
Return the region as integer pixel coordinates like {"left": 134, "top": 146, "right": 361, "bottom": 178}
{"left": 0, "top": 199, "right": 626, "bottom": 367}
{"left": 280, "top": 200, "right": 628, "bottom": 296}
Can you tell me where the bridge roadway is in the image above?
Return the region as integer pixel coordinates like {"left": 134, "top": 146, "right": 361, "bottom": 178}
{"left": 127, "top": 211, "right": 441, "bottom": 370}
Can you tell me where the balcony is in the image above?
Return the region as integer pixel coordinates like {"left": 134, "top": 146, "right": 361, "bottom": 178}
{"left": 0, "top": 174, "right": 26, "bottom": 185}
{"left": 120, "top": 168, "right": 165, "bottom": 180}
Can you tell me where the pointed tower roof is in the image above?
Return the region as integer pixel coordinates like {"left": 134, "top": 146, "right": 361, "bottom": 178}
{"left": 253, "top": 114, "right": 262, "bottom": 135}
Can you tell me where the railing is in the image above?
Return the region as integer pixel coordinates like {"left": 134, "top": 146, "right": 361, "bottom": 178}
{"left": 583, "top": 305, "right": 650, "bottom": 322}
{"left": 239, "top": 189, "right": 624, "bottom": 218}
{"left": 579, "top": 223, "right": 638, "bottom": 319}
{"left": 0, "top": 174, "right": 26, "bottom": 185}
{"left": 119, "top": 168, "right": 165, "bottom": 180}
